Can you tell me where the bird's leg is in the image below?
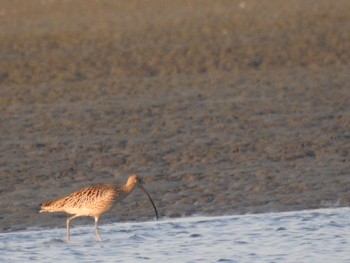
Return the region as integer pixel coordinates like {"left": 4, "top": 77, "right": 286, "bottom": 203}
{"left": 94, "top": 216, "right": 102, "bottom": 241}
{"left": 66, "top": 215, "right": 79, "bottom": 242}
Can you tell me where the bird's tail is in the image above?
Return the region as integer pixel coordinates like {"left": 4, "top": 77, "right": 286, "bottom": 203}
{"left": 39, "top": 201, "right": 59, "bottom": 213}
{"left": 39, "top": 202, "right": 49, "bottom": 213}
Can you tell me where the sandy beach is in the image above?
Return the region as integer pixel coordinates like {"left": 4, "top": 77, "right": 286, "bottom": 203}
{"left": 0, "top": 0, "right": 349, "bottom": 232}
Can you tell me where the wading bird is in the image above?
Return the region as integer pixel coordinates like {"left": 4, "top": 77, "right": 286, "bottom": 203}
{"left": 40, "top": 174, "right": 158, "bottom": 241}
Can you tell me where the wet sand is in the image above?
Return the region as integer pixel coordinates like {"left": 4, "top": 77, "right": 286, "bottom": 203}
{"left": 0, "top": 0, "right": 349, "bottom": 232}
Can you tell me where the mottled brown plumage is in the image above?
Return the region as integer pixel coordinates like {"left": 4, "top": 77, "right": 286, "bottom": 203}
{"left": 40, "top": 174, "right": 158, "bottom": 241}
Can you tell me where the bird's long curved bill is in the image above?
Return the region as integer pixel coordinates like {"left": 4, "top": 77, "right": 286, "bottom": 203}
{"left": 138, "top": 184, "right": 159, "bottom": 220}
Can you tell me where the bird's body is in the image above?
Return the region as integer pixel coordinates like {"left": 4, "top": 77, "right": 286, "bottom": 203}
{"left": 41, "top": 185, "right": 117, "bottom": 216}
{"left": 40, "top": 174, "right": 158, "bottom": 241}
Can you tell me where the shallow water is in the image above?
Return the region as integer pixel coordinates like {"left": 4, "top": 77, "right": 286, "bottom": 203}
{"left": 1, "top": 207, "right": 350, "bottom": 262}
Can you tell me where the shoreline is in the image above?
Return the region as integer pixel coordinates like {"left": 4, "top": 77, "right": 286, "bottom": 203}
{"left": 1, "top": 0, "right": 349, "bottom": 232}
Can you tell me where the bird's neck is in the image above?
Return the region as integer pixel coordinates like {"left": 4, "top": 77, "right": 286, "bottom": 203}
{"left": 121, "top": 181, "right": 137, "bottom": 196}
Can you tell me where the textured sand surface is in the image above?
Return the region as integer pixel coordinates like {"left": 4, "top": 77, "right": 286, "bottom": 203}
{"left": 0, "top": 0, "right": 349, "bottom": 232}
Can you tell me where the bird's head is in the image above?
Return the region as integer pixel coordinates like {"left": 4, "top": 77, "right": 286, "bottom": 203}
{"left": 127, "top": 174, "right": 141, "bottom": 187}
{"left": 128, "top": 174, "right": 159, "bottom": 220}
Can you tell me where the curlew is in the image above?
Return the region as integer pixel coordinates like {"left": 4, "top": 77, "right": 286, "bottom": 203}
{"left": 40, "top": 174, "right": 158, "bottom": 241}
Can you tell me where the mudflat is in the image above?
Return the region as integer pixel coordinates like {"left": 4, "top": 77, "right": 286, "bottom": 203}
{"left": 0, "top": 0, "right": 349, "bottom": 232}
